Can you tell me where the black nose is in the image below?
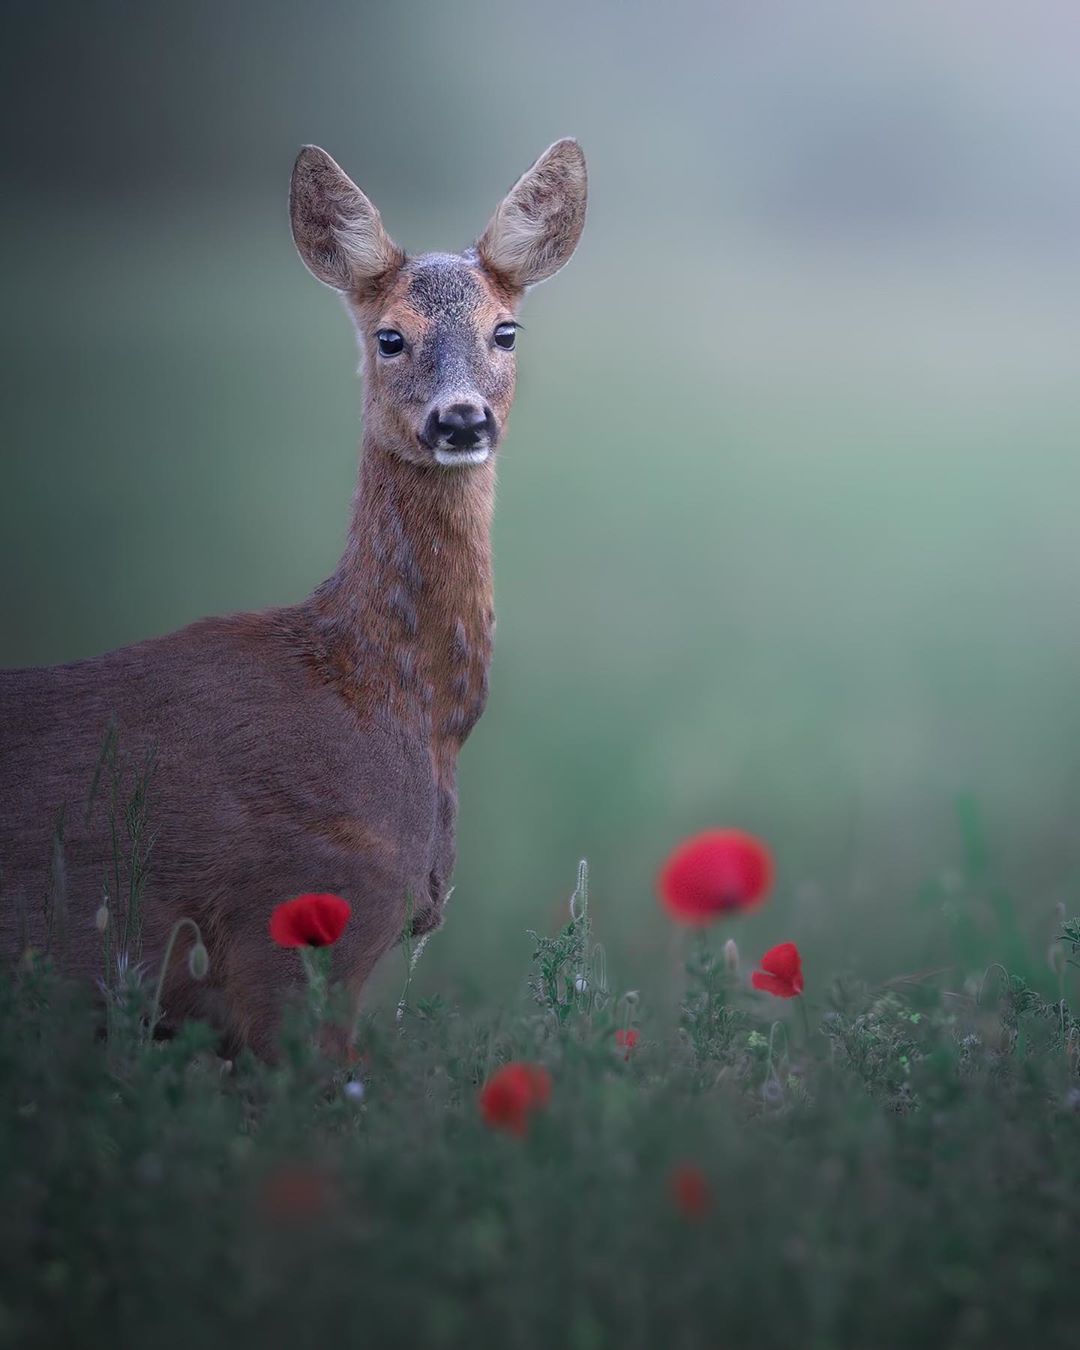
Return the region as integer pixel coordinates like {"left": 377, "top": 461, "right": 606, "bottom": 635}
{"left": 427, "top": 402, "right": 493, "bottom": 450}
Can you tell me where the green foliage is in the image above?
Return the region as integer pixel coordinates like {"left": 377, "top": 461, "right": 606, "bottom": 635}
{"left": 680, "top": 931, "right": 747, "bottom": 1068}
{"left": 87, "top": 725, "right": 160, "bottom": 1005}
{"left": 1061, "top": 917, "right": 1080, "bottom": 960}
{"left": 527, "top": 860, "right": 608, "bottom": 1022}
{"left": 5, "top": 895, "right": 1080, "bottom": 1349}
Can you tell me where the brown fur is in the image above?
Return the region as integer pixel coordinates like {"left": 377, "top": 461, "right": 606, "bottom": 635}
{"left": 0, "top": 141, "right": 586, "bottom": 1056}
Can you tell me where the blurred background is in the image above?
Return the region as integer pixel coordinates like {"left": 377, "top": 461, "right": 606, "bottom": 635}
{"left": 3, "top": 0, "right": 1080, "bottom": 1003}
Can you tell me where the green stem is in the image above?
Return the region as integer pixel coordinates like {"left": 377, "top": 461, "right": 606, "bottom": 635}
{"left": 798, "top": 995, "right": 811, "bottom": 1045}
{"left": 148, "top": 917, "right": 203, "bottom": 1042}
{"left": 766, "top": 1019, "right": 787, "bottom": 1081}
{"left": 300, "top": 946, "right": 333, "bottom": 1022}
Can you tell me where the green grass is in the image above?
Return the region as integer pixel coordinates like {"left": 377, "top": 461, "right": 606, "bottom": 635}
{"left": 5, "top": 864, "right": 1080, "bottom": 1350}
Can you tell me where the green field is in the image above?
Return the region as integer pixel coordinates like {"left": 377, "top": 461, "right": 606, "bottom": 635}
{"left": 5, "top": 867, "right": 1080, "bottom": 1349}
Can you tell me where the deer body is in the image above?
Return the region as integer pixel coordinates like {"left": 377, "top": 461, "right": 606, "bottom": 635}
{"left": 0, "top": 141, "right": 586, "bottom": 1055}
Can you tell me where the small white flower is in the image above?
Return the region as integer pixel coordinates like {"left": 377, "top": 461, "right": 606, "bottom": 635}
{"left": 574, "top": 975, "right": 589, "bottom": 995}
{"left": 344, "top": 1079, "right": 365, "bottom": 1103}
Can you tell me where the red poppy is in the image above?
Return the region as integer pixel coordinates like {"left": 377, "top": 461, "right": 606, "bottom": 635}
{"left": 657, "top": 829, "right": 774, "bottom": 924}
{"left": 270, "top": 893, "right": 351, "bottom": 948}
{"left": 478, "top": 1062, "right": 552, "bottom": 1137}
{"left": 260, "top": 1163, "right": 333, "bottom": 1224}
{"left": 615, "top": 1028, "right": 639, "bottom": 1059}
{"left": 669, "top": 1162, "right": 711, "bottom": 1219}
{"left": 751, "top": 942, "right": 804, "bottom": 998}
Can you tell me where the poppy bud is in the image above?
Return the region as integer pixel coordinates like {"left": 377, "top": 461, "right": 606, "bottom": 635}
{"left": 94, "top": 904, "right": 109, "bottom": 934}
{"left": 1048, "top": 941, "right": 1067, "bottom": 978}
{"left": 723, "top": 938, "right": 740, "bottom": 974}
{"left": 188, "top": 941, "right": 210, "bottom": 980}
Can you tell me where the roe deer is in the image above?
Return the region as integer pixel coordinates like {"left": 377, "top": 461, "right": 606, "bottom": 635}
{"left": 0, "top": 139, "right": 587, "bottom": 1056}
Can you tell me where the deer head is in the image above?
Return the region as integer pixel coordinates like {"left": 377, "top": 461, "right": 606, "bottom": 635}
{"left": 289, "top": 140, "right": 587, "bottom": 469}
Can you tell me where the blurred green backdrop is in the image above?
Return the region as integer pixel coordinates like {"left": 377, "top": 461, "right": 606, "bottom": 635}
{"left": 3, "top": 1, "right": 1080, "bottom": 1000}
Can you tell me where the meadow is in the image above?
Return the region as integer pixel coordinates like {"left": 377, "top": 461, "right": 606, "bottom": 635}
{"left": 4, "top": 850, "right": 1080, "bottom": 1349}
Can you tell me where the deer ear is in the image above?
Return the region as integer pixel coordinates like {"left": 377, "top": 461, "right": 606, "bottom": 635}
{"left": 477, "top": 139, "right": 587, "bottom": 289}
{"left": 290, "top": 146, "right": 403, "bottom": 292}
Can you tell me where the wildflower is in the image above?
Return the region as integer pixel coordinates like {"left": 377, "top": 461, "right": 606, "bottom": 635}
{"left": 270, "top": 893, "right": 351, "bottom": 948}
{"left": 478, "top": 1062, "right": 552, "bottom": 1137}
{"left": 751, "top": 942, "right": 804, "bottom": 999}
{"left": 260, "top": 1163, "right": 332, "bottom": 1224}
{"left": 668, "top": 1162, "right": 711, "bottom": 1219}
{"left": 615, "top": 1028, "right": 639, "bottom": 1059}
{"left": 657, "top": 829, "right": 774, "bottom": 925}
{"left": 343, "top": 1079, "right": 365, "bottom": 1103}
{"left": 574, "top": 974, "right": 589, "bottom": 994}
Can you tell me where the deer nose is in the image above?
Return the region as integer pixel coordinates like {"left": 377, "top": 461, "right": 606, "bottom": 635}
{"left": 426, "top": 402, "right": 493, "bottom": 450}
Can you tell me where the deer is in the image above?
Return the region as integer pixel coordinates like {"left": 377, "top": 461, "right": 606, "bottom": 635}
{"left": 0, "top": 139, "right": 587, "bottom": 1057}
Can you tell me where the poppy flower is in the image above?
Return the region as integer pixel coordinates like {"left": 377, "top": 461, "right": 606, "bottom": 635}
{"left": 751, "top": 942, "right": 804, "bottom": 998}
{"left": 478, "top": 1062, "right": 552, "bottom": 1137}
{"left": 260, "top": 1163, "right": 333, "bottom": 1224}
{"left": 270, "top": 893, "right": 351, "bottom": 948}
{"left": 668, "top": 1162, "right": 711, "bottom": 1219}
{"left": 615, "top": 1028, "right": 639, "bottom": 1059}
{"left": 657, "top": 829, "right": 774, "bottom": 924}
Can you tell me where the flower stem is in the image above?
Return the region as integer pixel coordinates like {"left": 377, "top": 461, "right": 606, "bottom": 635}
{"left": 300, "top": 947, "right": 331, "bottom": 1020}
{"left": 148, "top": 917, "right": 204, "bottom": 1041}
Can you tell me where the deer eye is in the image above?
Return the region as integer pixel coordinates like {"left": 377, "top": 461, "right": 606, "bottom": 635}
{"left": 376, "top": 329, "right": 405, "bottom": 358}
{"left": 493, "top": 323, "right": 517, "bottom": 351}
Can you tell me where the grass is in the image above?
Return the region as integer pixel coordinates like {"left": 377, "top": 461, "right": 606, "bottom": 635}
{"left": 4, "top": 862, "right": 1080, "bottom": 1350}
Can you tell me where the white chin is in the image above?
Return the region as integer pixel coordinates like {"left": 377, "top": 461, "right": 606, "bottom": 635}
{"left": 434, "top": 447, "right": 490, "bottom": 467}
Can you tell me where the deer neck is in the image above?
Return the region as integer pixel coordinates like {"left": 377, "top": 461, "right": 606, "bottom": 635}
{"left": 312, "top": 435, "right": 496, "bottom": 760}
